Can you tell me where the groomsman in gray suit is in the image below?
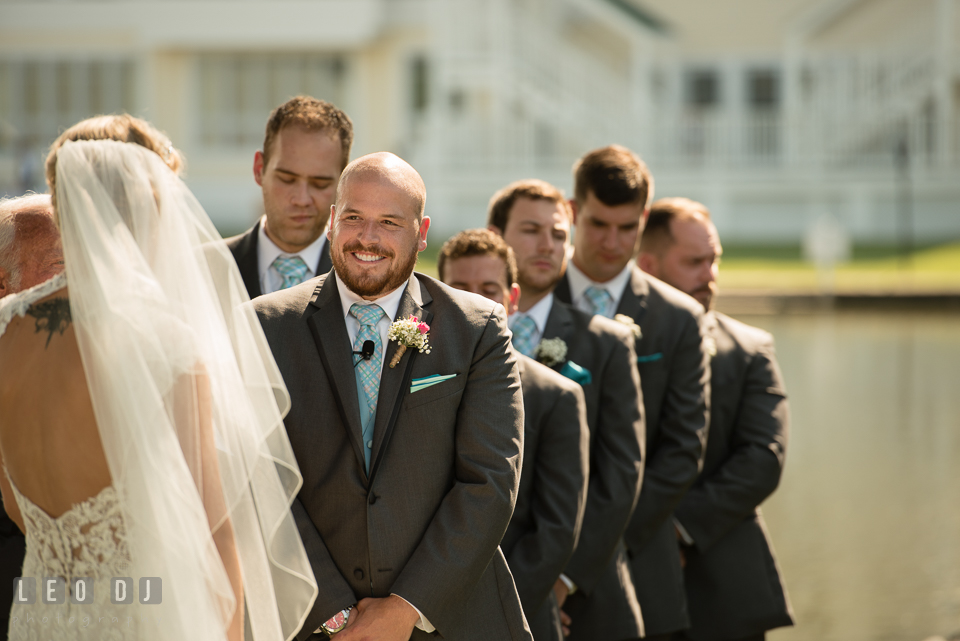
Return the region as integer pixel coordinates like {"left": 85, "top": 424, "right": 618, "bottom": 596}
{"left": 226, "top": 96, "right": 352, "bottom": 298}
{"left": 489, "top": 179, "right": 646, "bottom": 641}
{"left": 554, "top": 146, "right": 711, "bottom": 641}
{"left": 638, "top": 198, "right": 793, "bottom": 641}
{"left": 438, "top": 229, "right": 590, "bottom": 641}
{"left": 255, "top": 153, "right": 531, "bottom": 640}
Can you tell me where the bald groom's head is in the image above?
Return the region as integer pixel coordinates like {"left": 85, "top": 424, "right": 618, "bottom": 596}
{"left": 329, "top": 152, "right": 431, "bottom": 300}
{"left": 335, "top": 152, "right": 426, "bottom": 222}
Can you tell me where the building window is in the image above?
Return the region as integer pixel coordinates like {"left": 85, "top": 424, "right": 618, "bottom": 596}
{"left": 0, "top": 58, "right": 135, "bottom": 153}
{"left": 197, "top": 53, "right": 346, "bottom": 149}
{"left": 411, "top": 56, "right": 429, "bottom": 115}
{"left": 747, "top": 69, "right": 780, "bottom": 108}
{"left": 686, "top": 69, "right": 720, "bottom": 108}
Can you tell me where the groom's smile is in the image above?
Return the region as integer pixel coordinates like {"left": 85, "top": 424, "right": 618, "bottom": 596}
{"left": 328, "top": 154, "right": 430, "bottom": 301}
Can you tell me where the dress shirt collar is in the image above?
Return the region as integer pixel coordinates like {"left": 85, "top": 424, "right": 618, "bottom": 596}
{"left": 257, "top": 216, "right": 327, "bottom": 280}
{"left": 509, "top": 292, "right": 553, "bottom": 335}
{"left": 334, "top": 271, "right": 407, "bottom": 324}
{"left": 565, "top": 259, "right": 633, "bottom": 316}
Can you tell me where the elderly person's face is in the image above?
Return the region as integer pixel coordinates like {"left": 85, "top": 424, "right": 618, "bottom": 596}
{"left": 0, "top": 211, "right": 63, "bottom": 299}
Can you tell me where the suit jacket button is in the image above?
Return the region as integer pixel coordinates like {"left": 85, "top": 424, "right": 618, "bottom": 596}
{"left": 354, "top": 568, "right": 364, "bottom": 580}
{"left": 368, "top": 493, "right": 378, "bottom": 505}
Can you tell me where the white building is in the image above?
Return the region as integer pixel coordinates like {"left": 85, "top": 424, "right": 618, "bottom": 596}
{"left": 1, "top": 0, "right": 958, "bottom": 243}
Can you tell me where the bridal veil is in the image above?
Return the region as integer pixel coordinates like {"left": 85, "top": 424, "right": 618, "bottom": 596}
{"left": 53, "top": 139, "right": 317, "bottom": 640}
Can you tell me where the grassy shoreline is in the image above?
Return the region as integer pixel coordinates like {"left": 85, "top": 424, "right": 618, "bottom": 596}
{"left": 418, "top": 241, "right": 960, "bottom": 295}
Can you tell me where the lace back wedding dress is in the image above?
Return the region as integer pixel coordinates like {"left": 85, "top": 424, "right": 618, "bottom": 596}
{"left": 1, "top": 273, "right": 136, "bottom": 640}
{"left": 0, "top": 139, "right": 318, "bottom": 641}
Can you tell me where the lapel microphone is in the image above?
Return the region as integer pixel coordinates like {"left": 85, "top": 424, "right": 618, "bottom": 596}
{"left": 353, "top": 340, "right": 376, "bottom": 365}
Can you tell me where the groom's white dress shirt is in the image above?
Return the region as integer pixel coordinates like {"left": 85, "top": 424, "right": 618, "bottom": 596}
{"left": 257, "top": 218, "right": 327, "bottom": 295}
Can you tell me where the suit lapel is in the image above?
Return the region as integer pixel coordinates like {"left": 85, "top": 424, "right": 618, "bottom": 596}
{"left": 542, "top": 299, "right": 576, "bottom": 372}
{"left": 237, "top": 222, "right": 263, "bottom": 298}
{"left": 369, "top": 275, "right": 433, "bottom": 482}
{"left": 305, "top": 276, "right": 367, "bottom": 475}
{"left": 616, "top": 265, "right": 649, "bottom": 325}
{"left": 554, "top": 273, "right": 573, "bottom": 305}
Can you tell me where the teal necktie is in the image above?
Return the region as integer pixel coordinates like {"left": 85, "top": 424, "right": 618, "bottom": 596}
{"left": 582, "top": 285, "right": 614, "bottom": 318}
{"left": 511, "top": 315, "right": 539, "bottom": 357}
{"left": 349, "top": 303, "right": 385, "bottom": 472}
{"left": 272, "top": 255, "right": 310, "bottom": 290}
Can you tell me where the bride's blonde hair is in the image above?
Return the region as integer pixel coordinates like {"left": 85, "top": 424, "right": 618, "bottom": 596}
{"left": 45, "top": 114, "right": 183, "bottom": 216}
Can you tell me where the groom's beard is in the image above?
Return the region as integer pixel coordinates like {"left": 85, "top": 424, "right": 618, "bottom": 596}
{"left": 331, "top": 238, "right": 419, "bottom": 298}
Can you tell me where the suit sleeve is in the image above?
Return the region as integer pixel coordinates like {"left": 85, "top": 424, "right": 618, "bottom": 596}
{"left": 564, "top": 328, "right": 644, "bottom": 594}
{"left": 254, "top": 304, "right": 357, "bottom": 640}
{"left": 389, "top": 306, "right": 525, "bottom": 636}
{"left": 507, "top": 383, "right": 590, "bottom": 615}
{"left": 674, "top": 335, "right": 788, "bottom": 553}
{"left": 624, "top": 307, "right": 710, "bottom": 554}
{"left": 290, "top": 498, "right": 357, "bottom": 640}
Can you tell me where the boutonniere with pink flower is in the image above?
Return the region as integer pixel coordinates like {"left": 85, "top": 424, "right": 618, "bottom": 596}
{"left": 388, "top": 315, "right": 432, "bottom": 368}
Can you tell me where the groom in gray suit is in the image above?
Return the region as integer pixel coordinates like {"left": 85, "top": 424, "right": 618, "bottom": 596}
{"left": 255, "top": 153, "right": 530, "bottom": 641}
{"left": 638, "top": 198, "right": 792, "bottom": 641}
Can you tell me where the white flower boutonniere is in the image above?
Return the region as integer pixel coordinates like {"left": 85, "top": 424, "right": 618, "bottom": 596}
{"left": 614, "top": 314, "right": 642, "bottom": 339}
{"left": 388, "top": 315, "right": 431, "bottom": 368}
{"left": 535, "top": 337, "right": 568, "bottom": 367}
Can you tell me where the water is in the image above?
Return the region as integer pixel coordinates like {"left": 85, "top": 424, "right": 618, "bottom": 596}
{"left": 739, "top": 310, "right": 960, "bottom": 641}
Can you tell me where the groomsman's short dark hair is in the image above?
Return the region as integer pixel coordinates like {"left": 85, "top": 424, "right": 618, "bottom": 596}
{"left": 262, "top": 96, "right": 353, "bottom": 170}
{"left": 573, "top": 145, "right": 653, "bottom": 209}
{"left": 640, "top": 197, "right": 712, "bottom": 256}
{"left": 438, "top": 228, "right": 518, "bottom": 290}
{"left": 486, "top": 179, "right": 573, "bottom": 233}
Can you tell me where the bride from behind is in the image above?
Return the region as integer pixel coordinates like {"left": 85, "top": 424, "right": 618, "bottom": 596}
{"left": 0, "top": 116, "right": 317, "bottom": 640}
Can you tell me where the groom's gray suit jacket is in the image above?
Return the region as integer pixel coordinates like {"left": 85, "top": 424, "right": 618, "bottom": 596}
{"left": 254, "top": 271, "right": 531, "bottom": 641}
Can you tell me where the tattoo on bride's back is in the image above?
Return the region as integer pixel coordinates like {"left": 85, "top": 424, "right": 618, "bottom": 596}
{"left": 27, "top": 298, "right": 72, "bottom": 348}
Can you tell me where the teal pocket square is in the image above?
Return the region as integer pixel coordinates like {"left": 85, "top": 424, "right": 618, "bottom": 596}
{"left": 410, "top": 374, "right": 458, "bottom": 393}
{"left": 560, "top": 361, "right": 592, "bottom": 386}
{"left": 637, "top": 352, "right": 664, "bottom": 363}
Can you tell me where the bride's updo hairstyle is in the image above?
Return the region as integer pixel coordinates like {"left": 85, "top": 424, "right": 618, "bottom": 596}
{"left": 45, "top": 114, "right": 183, "bottom": 217}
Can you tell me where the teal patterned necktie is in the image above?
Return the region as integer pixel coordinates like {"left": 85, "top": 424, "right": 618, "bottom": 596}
{"left": 349, "top": 303, "right": 385, "bottom": 418}
{"left": 272, "top": 255, "right": 310, "bottom": 290}
{"left": 582, "top": 285, "right": 614, "bottom": 318}
{"left": 511, "top": 315, "right": 539, "bottom": 357}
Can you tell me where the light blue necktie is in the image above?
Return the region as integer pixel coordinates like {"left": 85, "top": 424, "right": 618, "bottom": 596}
{"left": 511, "top": 315, "right": 539, "bottom": 357}
{"left": 349, "top": 303, "right": 385, "bottom": 472}
{"left": 272, "top": 255, "right": 310, "bottom": 290}
{"left": 582, "top": 285, "right": 614, "bottom": 318}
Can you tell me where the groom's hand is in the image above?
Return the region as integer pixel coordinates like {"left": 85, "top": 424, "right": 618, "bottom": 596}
{"left": 335, "top": 595, "right": 419, "bottom": 641}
